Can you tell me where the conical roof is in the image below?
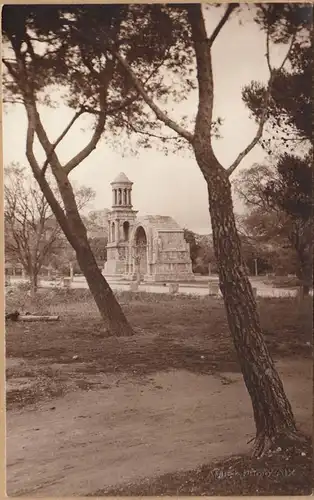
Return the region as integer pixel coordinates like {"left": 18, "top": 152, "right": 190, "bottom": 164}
{"left": 111, "top": 172, "right": 132, "bottom": 185}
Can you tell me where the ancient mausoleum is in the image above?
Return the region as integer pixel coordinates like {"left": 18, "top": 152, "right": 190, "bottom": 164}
{"left": 104, "top": 172, "right": 194, "bottom": 282}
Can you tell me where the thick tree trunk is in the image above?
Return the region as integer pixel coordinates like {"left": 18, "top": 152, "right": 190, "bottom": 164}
{"left": 196, "top": 152, "right": 300, "bottom": 456}
{"left": 185, "top": 5, "right": 301, "bottom": 455}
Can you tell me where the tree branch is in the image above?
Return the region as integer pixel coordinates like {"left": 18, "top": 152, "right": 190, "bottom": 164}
{"left": 41, "top": 109, "right": 85, "bottom": 176}
{"left": 63, "top": 107, "right": 106, "bottom": 175}
{"left": 207, "top": 4, "right": 238, "bottom": 47}
{"left": 5, "top": 32, "right": 87, "bottom": 251}
{"left": 124, "top": 118, "right": 179, "bottom": 142}
{"left": 2, "top": 58, "right": 19, "bottom": 79}
{"left": 265, "top": 29, "right": 272, "bottom": 73}
{"left": 111, "top": 50, "right": 194, "bottom": 143}
{"left": 23, "top": 99, "right": 78, "bottom": 247}
{"left": 227, "top": 30, "right": 297, "bottom": 178}
{"left": 63, "top": 58, "right": 117, "bottom": 175}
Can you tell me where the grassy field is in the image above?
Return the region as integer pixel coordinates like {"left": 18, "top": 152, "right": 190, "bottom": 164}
{"left": 6, "top": 287, "right": 312, "bottom": 410}
{"left": 5, "top": 287, "right": 313, "bottom": 496}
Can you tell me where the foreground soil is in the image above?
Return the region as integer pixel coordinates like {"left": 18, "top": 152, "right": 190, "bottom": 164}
{"left": 99, "top": 437, "right": 312, "bottom": 496}
{"left": 5, "top": 289, "right": 313, "bottom": 496}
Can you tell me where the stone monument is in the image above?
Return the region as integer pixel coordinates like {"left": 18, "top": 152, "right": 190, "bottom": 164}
{"left": 104, "top": 172, "right": 194, "bottom": 282}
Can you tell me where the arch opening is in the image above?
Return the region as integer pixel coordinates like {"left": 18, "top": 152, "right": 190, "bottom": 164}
{"left": 134, "top": 226, "right": 147, "bottom": 279}
{"left": 123, "top": 221, "right": 130, "bottom": 241}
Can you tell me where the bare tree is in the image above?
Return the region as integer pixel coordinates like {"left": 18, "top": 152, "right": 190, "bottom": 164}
{"left": 4, "top": 163, "right": 95, "bottom": 296}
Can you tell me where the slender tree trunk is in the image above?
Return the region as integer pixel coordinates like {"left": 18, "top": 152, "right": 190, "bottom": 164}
{"left": 29, "top": 271, "right": 38, "bottom": 298}
{"left": 302, "top": 284, "right": 310, "bottom": 297}
{"left": 20, "top": 79, "right": 133, "bottom": 336}
{"left": 196, "top": 151, "right": 301, "bottom": 456}
{"left": 51, "top": 174, "right": 134, "bottom": 336}
{"left": 297, "top": 251, "right": 311, "bottom": 298}
{"left": 74, "top": 239, "right": 133, "bottom": 336}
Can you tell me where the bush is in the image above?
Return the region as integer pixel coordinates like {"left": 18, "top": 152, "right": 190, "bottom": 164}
{"left": 15, "top": 281, "right": 31, "bottom": 292}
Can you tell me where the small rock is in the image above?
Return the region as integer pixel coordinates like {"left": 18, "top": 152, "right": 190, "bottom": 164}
{"left": 301, "top": 452, "right": 306, "bottom": 456}
{"left": 72, "top": 355, "right": 79, "bottom": 360}
{"left": 201, "top": 355, "right": 205, "bottom": 359}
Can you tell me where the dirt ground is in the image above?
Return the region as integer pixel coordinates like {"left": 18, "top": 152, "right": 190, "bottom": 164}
{"left": 5, "top": 289, "right": 313, "bottom": 496}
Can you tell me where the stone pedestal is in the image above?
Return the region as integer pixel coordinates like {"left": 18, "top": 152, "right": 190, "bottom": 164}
{"left": 63, "top": 277, "right": 72, "bottom": 289}
{"left": 208, "top": 282, "right": 220, "bottom": 296}
{"left": 169, "top": 283, "right": 179, "bottom": 294}
{"left": 129, "top": 282, "right": 139, "bottom": 292}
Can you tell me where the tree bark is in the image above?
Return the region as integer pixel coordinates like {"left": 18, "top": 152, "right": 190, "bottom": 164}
{"left": 32, "top": 170, "right": 133, "bottom": 335}
{"left": 20, "top": 95, "right": 134, "bottom": 336}
{"left": 29, "top": 271, "right": 38, "bottom": 298}
{"left": 41, "top": 172, "right": 133, "bottom": 336}
{"left": 58, "top": 176, "right": 132, "bottom": 335}
{"left": 196, "top": 150, "right": 301, "bottom": 456}
{"left": 296, "top": 248, "right": 312, "bottom": 298}
{"left": 6, "top": 36, "right": 134, "bottom": 337}
{"left": 184, "top": 4, "right": 302, "bottom": 456}
{"left": 74, "top": 239, "right": 133, "bottom": 336}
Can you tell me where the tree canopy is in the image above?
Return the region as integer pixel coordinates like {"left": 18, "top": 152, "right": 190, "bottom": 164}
{"left": 236, "top": 155, "right": 313, "bottom": 292}
{"left": 242, "top": 4, "right": 312, "bottom": 151}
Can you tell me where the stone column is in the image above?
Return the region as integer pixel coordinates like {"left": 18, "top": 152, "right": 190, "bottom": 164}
{"left": 128, "top": 189, "right": 131, "bottom": 206}
{"left": 69, "top": 262, "right": 73, "bottom": 281}
{"left": 115, "top": 220, "right": 120, "bottom": 242}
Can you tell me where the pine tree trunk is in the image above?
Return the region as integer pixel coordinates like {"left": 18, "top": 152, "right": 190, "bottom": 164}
{"left": 197, "top": 153, "right": 301, "bottom": 456}
{"left": 63, "top": 202, "right": 133, "bottom": 336}
{"left": 57, "top": 178, "right": 133, "bottom": 336}
{"left": 30, "top": 166, "right": 133, "bottom": 336}
{"left": 185, "top": 5, "right": 302, "bottom": 455}
{"left": 75, "top": 241, "right": 133, "bottom": 336}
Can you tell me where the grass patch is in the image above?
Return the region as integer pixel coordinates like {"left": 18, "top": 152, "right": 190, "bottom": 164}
{"left": 5, "top": 289, "right": 312, "bottom": 409}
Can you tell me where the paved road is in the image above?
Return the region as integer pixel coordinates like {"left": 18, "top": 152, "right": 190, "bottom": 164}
{"left": 15, "top": 276, "right": 300, "bottom": 298}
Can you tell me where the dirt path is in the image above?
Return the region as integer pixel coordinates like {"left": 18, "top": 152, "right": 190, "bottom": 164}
{"left": 6, "top": 359, "right": 312, "bottom": 497}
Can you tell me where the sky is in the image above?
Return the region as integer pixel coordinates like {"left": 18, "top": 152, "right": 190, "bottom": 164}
{"left": 2, "top": 5, "right": 290, "bottom": 234}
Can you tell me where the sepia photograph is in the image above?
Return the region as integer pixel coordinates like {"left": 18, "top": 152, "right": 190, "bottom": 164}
{"left": 2, "top": 2, "right": 313, "bottom": 497}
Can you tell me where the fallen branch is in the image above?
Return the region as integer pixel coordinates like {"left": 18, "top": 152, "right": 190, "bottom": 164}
{"left": 19, "top": 315, "right": 60, "bottom": 322}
